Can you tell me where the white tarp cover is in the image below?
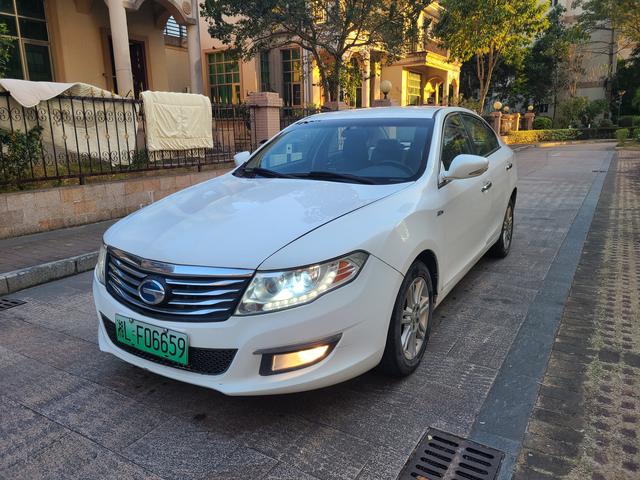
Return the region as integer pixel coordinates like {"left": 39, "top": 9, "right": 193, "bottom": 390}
{"left": 0, "top": 79, "right": 115, "bottom": 107}
{"left": 141, "top": 90, "right": 213, "bottom": 152}
{"left": 0, "top": 79, "right": 136, "bottom": 166}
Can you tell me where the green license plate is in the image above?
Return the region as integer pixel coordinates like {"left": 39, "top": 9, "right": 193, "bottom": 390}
{"left": 114, "top": 314, "right": 188, "bottom": 366}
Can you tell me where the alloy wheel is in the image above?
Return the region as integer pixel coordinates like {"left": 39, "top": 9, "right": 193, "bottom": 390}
{"left": 502, "top": 204, "right": 513, "bottom": 250}
{"left": 400, "top": 277, "right": 430, "bottom": 360}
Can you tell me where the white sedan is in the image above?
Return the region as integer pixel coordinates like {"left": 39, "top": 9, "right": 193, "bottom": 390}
{"left": 93, "top": 107, "right": 517, "bottom": 395}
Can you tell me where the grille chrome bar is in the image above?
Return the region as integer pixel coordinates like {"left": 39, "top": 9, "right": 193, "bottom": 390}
{"left": 109, "top": 247, "right": 253, "bottom": 278}
{"left": 105, "top": 248, "right": 253, "bottom": 322}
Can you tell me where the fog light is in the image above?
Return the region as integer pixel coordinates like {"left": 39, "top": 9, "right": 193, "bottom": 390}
{"left": 256, "top": 334, "right": 341, "bottom": 375}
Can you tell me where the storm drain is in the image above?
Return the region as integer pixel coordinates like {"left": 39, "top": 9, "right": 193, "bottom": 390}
{"left": 0, "top": 298, "right": 25, "bottom": 311}
{"left": 399, "top": 429, "right": 504, "bottom": 480}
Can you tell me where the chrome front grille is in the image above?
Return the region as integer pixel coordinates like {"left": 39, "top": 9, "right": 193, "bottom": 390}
{"left": 105, "top": 247, "right": 253, "bottom": 322}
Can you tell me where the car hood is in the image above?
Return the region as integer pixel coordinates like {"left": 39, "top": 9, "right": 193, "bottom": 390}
{"left": 104, "top": 173, "right": 408, "bottom": 269}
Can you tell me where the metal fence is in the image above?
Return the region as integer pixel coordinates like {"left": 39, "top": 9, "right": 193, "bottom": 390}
{"left": 0, "top": 92, "right": 254, "bottom": 187}
{"left": 280, "top": 105, "right": 322, "bottom": 129}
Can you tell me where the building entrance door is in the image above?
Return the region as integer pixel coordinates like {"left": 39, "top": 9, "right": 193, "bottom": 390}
{"left": 108, "top": 38, "right": 149, "bottom": 98}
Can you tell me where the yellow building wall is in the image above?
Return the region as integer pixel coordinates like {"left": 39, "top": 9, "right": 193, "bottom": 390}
{"left": 165, "top": 46, "right": 190, "bottom": 93}
{"left": 199, "top": 16, "right": 258, "bottom": 101}
{"left": 49, "top": 0, "right": 169, "bottom": 92}
{"left": 380, "top": 65, "right": 407, "bottom": 106}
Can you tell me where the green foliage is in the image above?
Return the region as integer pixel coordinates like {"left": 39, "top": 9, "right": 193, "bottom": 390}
{"left": 583, "top": 99, "right": 609, "bottom": 125}
{"left": 522, "top": 6, "right": 587, "bottom": 108}
{"left": 557, "top": 97, "right": 589, "bottom": 128}
{"left": 0, "top": 22, "right": 14, "bottom": 78}
{"left": 0, "top": 126, "right": 44, "bottom": 186}
{"left": 504, "top": 128, "right": 580, "bottom": 144}
{"left": 201, "top": 0, "right": 433, "bottom": 102}
{"left": 598, "top": 118, "right": 614, "bottom": 128}
{"left": 434, "top": 0, "right": 548, "bottom": 111}
{"left": 532, "top": 116, "right": 552, "bottom": 130}
{"left": 616, "top": 128, "right": 629, "bottom": 142}
{"left": 129, "top": 149, "right": 149, "bottom": 169}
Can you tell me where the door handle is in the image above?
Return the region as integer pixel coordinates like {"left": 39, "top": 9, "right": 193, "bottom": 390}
{"left": 481, "top": 181, "right": 492, "bottom": 192}
{"left": 506, "top": 162, "right": 513, "bottom": 171}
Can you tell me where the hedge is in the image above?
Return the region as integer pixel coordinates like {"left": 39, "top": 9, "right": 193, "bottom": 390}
{"left": 618, "top": 115, "right": 640, "bottom": 127}
{"left": 504, "top": 129, "right": 580, "bottom": 144}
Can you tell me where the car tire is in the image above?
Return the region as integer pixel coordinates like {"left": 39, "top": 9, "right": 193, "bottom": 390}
{"left": 489, "top": 200, "right": 514, "bottom": 258}
{"left": 379, "top": 261, "right": 433, "bottom": 377}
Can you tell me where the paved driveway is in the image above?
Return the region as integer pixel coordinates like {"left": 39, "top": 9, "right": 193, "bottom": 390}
{"left": 0, "top": 143, "right": 615, "bottom": 480}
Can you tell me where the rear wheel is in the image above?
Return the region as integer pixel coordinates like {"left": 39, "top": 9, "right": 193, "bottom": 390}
{"left": 380, "top": 261, "right": 433, "bottom": 376}
{"left": 489, "top": 201, "right": 514, "bottom": 258}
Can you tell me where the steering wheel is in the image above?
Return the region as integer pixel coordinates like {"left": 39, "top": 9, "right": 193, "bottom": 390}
{"left": 376, "top": 161, "right": 415, "bottom": 176}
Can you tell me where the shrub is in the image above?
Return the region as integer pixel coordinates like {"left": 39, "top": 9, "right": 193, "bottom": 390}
{"left": 532, "top": 116, "right": 552, "bottom": 130}
{"left": 504, "top": 129, "right": 580, "bottom": 144}
{"left": 598, "top": 118, "right": 614, "bottom": 128}
{"left": 0, "top": 126, "right": 43, "bottom": 186}
{"left": 616, "top": 128, "right": 629, "bottom": 142}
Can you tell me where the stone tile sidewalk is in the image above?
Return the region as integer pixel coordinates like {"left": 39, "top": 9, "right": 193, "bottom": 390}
{"left": 514, "top": 148, "right": 640, "bottom": 479}
{"left": 0, "top": 219, "right": 116, "bottom": 294}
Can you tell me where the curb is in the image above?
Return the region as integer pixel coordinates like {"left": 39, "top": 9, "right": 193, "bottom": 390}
{"left": 0, "top": 251, "right": 98, "bottom": 295}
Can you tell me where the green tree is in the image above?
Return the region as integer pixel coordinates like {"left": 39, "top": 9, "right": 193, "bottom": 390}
{"left": 522, "top": 6, "right": 586, "bottom": 119}
{"left": 201, "top": 0, "right": 432, "bottom": 103}
{"left": 434, "top": 0, "right": 548, "bottom": 112}
{"left": 0, "top": 22, "right": 14, "bottom": 78}
{"left": 574, "top": 0, "right": 640, "bottom": 47}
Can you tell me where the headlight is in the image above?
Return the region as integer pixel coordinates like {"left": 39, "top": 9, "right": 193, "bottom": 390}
{"left": 236, "top": 251, "right": 368, "bottom": 315}
{"left": 95, "top": 244, "right": 107, "bottom": 285}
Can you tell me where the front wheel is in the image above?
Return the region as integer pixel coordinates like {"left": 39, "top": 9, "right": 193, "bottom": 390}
{"left": 489, "top": 201, "right": 514, "bottom": 258}
{"left": 379, "top": 261, "right": 433, "bottom": 377}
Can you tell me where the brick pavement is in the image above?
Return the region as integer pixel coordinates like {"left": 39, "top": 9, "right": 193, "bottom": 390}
{"left": 514, "top": 148, "right": 640, "bottom": 479}
{"left": 0, "top": 143, "right": 621, "bottom": 479}
{"left": 0, "top": 219, "right": 115, "bottom": 275}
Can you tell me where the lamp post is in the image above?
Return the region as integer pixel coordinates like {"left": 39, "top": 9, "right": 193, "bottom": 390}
{"left": 380, "top": 80, "right": 392, "bottom": 100}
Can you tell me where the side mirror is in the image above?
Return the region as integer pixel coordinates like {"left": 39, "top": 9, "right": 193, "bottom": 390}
{"left": 442, "top": 154, "right": 489, "bottom": 181}
{"left": 233, "top": 151, "right": 251, "bottom": 167}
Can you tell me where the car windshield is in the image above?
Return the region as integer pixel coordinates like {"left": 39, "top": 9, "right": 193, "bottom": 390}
{"left": 236, "top": 118, "right": 434, "bottom": 185}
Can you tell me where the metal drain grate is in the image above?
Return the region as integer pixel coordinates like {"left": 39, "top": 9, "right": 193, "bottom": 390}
{"left": 399, "top": 429, "right": 504, "bottom": 480}
{"left": 0, "top": 298, "right": 25, "bottom": 311}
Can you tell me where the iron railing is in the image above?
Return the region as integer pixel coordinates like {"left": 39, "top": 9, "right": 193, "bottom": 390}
{"left": 280, "top": 105, "right": 322, "bottom": 129}
{"left": 0, "top": 92, "right": 254, "bottom": 187}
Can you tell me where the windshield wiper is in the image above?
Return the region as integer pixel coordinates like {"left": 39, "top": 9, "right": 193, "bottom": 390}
{"left": 292, "top": 171, "right": 377, "bottom": 185}
{"left": 239, "top": 167, "right": 295, "bottom": 179}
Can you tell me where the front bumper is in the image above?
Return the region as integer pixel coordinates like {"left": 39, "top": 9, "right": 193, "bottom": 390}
{"left": 93, "top": 255, "right": 402, "bottom": 395}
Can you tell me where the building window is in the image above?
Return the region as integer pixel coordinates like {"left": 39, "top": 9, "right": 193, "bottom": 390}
{"left": 407, "top": 71, "right": 422, "bottom": 105}
{"left": 208, "top": 51, "right": 240, "bottom": 104}
{"left": 164, "top": 16, "right": 186, "bottom": 47}
{"left": 282, "top": 48, "right": 302, "bottom": 106}
{"left": 0, "top": 0, "right": 53, "bottom": 81}
{"left": 260, "top": 51, "right": 271, "bottom": 92}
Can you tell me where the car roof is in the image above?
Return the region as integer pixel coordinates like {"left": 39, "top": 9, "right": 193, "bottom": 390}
{"left": 302, "top": 106, "right": 474, "bottom": 121}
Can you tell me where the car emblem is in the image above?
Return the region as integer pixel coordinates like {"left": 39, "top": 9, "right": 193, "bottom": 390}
{"left": 138, "top": 278, "right": 166, "bottom": 305}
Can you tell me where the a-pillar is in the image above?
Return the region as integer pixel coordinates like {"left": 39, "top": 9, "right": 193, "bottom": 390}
{"left": 246, "top": 92, "right": 283, "bottom": 146}
{"left": 187, "top": 22, "right": 203, "bottom": 94}
{"left": 106, "top": 0, "right": 134, "bottom": 97}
